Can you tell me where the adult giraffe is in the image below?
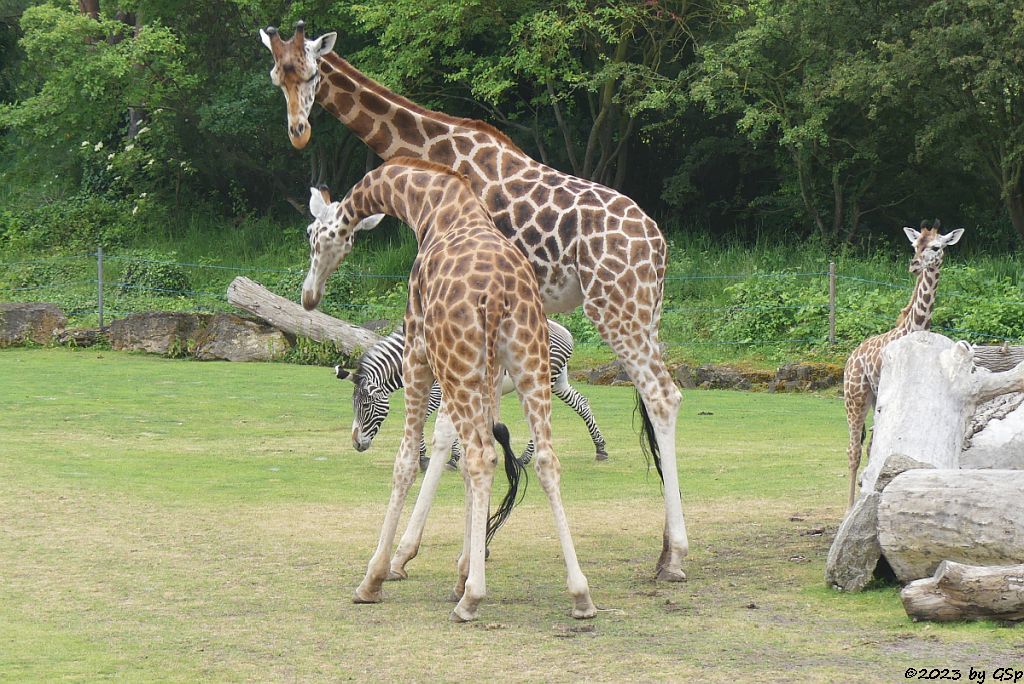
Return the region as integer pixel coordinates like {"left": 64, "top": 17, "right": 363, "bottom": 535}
{"left": 261, "top": 21, "right": 688, "bottom": 580}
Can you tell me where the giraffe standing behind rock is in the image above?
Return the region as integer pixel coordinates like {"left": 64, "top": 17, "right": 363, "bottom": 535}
{"left": 261, "top": 23, "right": 688, "bottom": 580}
{"left": 301, "top": 157, "right": 597, "bottom": 622}
{"left": 843, "top": 221, "right": 964, "bottom": 509}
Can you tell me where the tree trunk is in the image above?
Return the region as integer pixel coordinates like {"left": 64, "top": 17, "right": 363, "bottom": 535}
{"left": 79, "top": 0, "right": 99, "bottom": 19}
{"left": 900, "top": 560, "right": 1024, "bottom": 623}
{"left": 1006, "top": 185, "right": 1024, "bottom": 244}
{"left": 877, "top": 469, "right": 1024, "bottom": 583}
{"left": 226, "top": 277, "right": 381, "bottom": 355}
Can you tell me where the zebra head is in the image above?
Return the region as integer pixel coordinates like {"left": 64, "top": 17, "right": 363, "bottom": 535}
{"left": 335, "top": 365, "right": 390, "bottom": 452}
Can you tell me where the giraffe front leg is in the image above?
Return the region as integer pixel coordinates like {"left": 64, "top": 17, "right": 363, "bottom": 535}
{"left": 353, "top": 432, "right": 421, "bottom": 603}
{"left": 389, "top": 408, "right": 458, "bottom": 580}
{"left": 354, "top": 340, "right": 433, "bottom": 604}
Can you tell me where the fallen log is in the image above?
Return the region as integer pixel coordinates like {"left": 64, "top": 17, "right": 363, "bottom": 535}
{"left": 226, "top": 276, "right": 381, "bottom": 355}
{"left": 901, "top": 560, "right": 1024, "bottom": 622}
{"left": 971, "top": 343, "right": 1024, "bottom": 372}
{"left": 877, "top": 469, "right": 1024, "bottom": 583}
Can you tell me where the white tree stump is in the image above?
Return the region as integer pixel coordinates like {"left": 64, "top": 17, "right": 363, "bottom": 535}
{"left": 226, "top": 276, "right": 381, "bottom": 355}
{"left": 860, "top": 332, "right": 1024, "bottom": 493}
{"left": 877, "top": 469, "right": 1024, "bottom": 582}
{"left": 901, "top": 560, "right": 1024, "bottom": 622}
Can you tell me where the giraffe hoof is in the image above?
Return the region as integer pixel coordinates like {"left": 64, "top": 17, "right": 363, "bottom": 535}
{"left": 571, "top": 600, "right": 597, "bottom": 619}
{"left": 655, "top": 566, "right": 687, "bottom": 582}
{"left": 386, "top": 567, "right": 408, "bottom": 581}
{"left": 595, "top": 449, "right": 609, "bottom": 461}
{"left": 449, "top": 606, "right": 477, "bottom": 623}
{"left": 352, "top": 587, "right": 384, "bottom": 604}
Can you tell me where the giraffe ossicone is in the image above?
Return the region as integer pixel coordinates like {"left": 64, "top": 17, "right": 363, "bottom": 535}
{"left": 842, "top": 220, "right": 964, "bottom": 509}
{"left": 302, "top": 158, "right": 596, "bottom": 621}
{"left": 264, "top": 22, "right": 689, "bottom": 582}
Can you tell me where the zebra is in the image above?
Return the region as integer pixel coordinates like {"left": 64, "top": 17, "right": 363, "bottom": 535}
{"left": 335, "top": 318, "right": 608, "bottom": 471}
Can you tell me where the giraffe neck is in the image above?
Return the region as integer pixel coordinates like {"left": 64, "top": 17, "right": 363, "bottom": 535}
{"left": 896, "top": 267, "right": 940, "bottom": 334}
{"left": 340, "top": 161, "right": 483, "bottom": 244}
{"left": 316, "top": 53, "right": 523, "bottom": 172}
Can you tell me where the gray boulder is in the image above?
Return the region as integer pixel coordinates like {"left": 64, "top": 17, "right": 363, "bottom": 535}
{"left": 194, "top": 313, "right": 290, "bottom": 362}
{"left": 109, "top": 312, "right": 208, "bottom": 355}
{"left": 0, "top": 302, "right": 67, "bottom": 346}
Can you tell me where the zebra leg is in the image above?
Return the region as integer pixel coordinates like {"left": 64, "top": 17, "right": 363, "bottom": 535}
{"left": 446, "top": 440, "right": 462, "bottom": 471}
{"left": 552, "top": 367, "right": 608, "bottom": 461}
{"left": 420, "top": 382, "right": 443, "bottom": 472}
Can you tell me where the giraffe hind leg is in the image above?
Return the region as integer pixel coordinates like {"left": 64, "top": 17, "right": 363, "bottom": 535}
{"left": 845, "top": 394, "right": 871, "bottom": 511}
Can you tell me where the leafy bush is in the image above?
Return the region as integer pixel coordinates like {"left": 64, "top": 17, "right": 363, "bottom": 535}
{"left": 933, "top": 265, "right": 1024, "bottom": 343}
{"left": 0, "top": 193, "right": 139, "bottom": 253}
{"left": 715, "top": 273, "right": 830, "bottom": 346}
{"left": 118, "top": 251, "right": 190, "bottom": 296}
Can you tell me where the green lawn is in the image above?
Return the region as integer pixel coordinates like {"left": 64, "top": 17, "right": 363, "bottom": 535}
{"left": 1, "top": 348, "right": 1020, "bottom": 682}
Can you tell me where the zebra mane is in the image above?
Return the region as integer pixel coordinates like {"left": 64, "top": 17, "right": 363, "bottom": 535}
{"left": 354, "top": 327, "right": 405, "bottom": 384}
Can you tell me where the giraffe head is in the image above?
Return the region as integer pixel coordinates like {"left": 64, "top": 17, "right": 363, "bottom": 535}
{"left": 259, "top": 21, "right": 336, "bottom": 149}
{"left": 903, "top": 220, "right": 964, "bottom": 274}
{"left": 301, "top": 185, "right": 384, "bottom": 311}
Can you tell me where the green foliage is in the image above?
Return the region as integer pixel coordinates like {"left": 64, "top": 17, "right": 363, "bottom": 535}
{"left": 933, "top": 265, "right": 1024, "bottom": 343}
{"left": 0, "top": 192, "right": 138, "bottom": 253}
{"left": 716, "top": 273, "right": 829, "bottom": 345}
{"left": 282, "top": 336, "right": 355, "bottom": 367}
{"left": 117, "top": 250, "right": 190, "bottom": 295}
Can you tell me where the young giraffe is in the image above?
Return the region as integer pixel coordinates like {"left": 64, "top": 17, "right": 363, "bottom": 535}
{"left": 262, "top": 23, "right": 688, "bottom": 580}
{"left": 843, "top": 221, "right": 963, "bottom": 508}
{"left": 302, "top": 157, "right": 597, "bottom": 622}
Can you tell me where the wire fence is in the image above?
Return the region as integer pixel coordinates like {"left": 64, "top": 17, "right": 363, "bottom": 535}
{"left": 3, "top": 249, "right": 1024, "bottom": 351}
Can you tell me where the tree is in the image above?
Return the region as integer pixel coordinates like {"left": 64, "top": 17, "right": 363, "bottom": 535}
{"left": 692, "top": 0, "right": 920, "bottom": 244}
{"left": 874, "top": 0, "right": 1024, "bottom": 242}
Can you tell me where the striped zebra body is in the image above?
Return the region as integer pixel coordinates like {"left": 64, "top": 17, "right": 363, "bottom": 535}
{"left": 337, "top": 319, "right": 607, "bottom": 469}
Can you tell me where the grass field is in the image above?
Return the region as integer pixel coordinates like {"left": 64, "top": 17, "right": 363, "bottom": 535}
{"left": 2, "top": 348, "right": 1022, "bottom": 682}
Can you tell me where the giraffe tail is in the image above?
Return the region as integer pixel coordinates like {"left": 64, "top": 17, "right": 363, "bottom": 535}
{"left": 486, "top": 422, "right": 528, "bottom": 546}
{"left": 635, "top": 391, "right": 665, "bottom": 483}
{"left": 480, "top": 294, "right": 528, "bottom": 545}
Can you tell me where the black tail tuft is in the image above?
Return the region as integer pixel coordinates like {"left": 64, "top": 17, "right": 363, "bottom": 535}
{"left": 635, "top": 390, "right": 664, "bottom": 483}
{"left": 486, "top": 422, "right": 528, "bottom": 546}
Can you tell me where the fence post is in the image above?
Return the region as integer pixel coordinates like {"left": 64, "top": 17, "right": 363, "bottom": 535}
{"left": 97, "top": 246, "right": 104, "bottom": 329}
{"left": 828, "top": 260, "right": 836, "bottom": 345}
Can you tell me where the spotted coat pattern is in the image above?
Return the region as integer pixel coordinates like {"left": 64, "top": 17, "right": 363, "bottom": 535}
{"left": 262, "top": 24, "right": 687, "bottom": 579}
{"left": 301, "top": 158, "right": 596, "bottom": 622}
{"left": 842, "top": 223, "right": 964, "bottom": 509}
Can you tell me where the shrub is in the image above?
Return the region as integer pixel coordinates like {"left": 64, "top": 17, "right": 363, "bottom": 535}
{"left": 118, "top": 250, "right": 191, "bottom": 296}
{"left": 0, "top": 193, "right": 139, "bottom": 253}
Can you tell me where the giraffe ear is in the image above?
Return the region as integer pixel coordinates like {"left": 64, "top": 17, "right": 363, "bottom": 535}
{"left": 259, "top": 28, "right": 275, "bottom": 52}
{"left": 903, "top": 226, "right": 921, "bottom": 243}
{"left": 355, "top": 213, "right": 385, "bottom": 232}
{"left": 941, "top": 228, "right": 964, "bottom": 246}
{"left": 310, "top": 32, "right": 337, "bottom": 57}
{"left": 309, "top": 186, "right": 331, "bottom": 221}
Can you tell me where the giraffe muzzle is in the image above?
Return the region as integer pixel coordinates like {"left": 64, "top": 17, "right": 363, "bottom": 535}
{"left": 301, "top": 287, "right": 321, "bottom": 311}
{"left": 289, "top": 121, "right": 312, "bottom": 149}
